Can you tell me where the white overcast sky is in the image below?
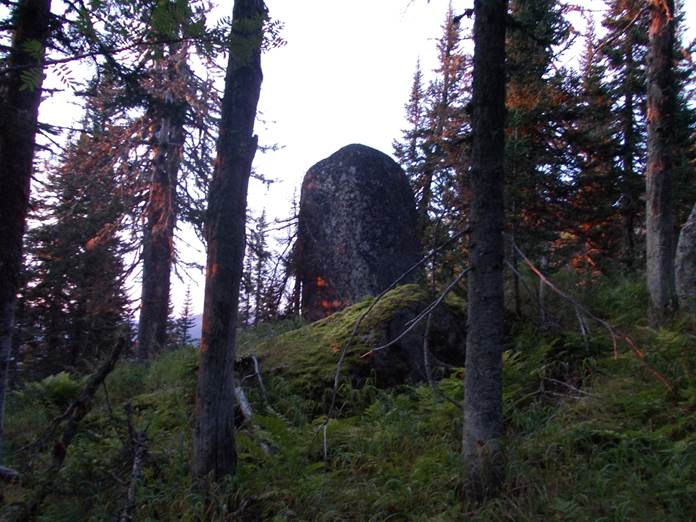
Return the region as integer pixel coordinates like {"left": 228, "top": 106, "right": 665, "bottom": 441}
{"left": 35, "top": 0, "right": 696, "bottom": 315}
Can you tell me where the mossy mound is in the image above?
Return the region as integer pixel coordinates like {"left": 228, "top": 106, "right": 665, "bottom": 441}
{"left": 237, "top": 284, "right": 466, "bottom": 398}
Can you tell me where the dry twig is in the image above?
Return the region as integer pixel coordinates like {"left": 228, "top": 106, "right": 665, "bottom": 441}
{"left": 506, "top": 236, "right": 674, "bottom": 392}
{"left": 361, "top": 268, "right": 470, "bottom": 359}
{"left": 119, "top": 405, "right": 147, "bottom": 522}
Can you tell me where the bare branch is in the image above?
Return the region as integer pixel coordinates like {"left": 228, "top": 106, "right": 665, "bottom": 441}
{"left": 362, "top": 268, "right": 470, "bottom": 359}
{"left": 506, "top": 235, "right": 674, "bottom": 392}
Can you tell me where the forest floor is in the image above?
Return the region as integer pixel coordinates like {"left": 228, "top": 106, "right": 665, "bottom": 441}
{"left": 2, "top": 273, "right": 696, "bottom": 521}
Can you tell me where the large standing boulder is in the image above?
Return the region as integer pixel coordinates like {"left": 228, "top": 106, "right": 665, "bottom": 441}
{"left": 675, "top": 203, "right": 696, "bottom": 311}
{"left": 297, "top": 144, "right": 421, "bottom": 321}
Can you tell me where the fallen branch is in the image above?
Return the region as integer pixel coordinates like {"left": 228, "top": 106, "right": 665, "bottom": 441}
{"left": 506, "top": 236, "right": 674, "bottom": 392}
{"left": 234, "top": 386, "right": 272, "bottom": 456}
{"left": 422, "top": 314, "right": 461, "bottom": 409}
{"left": 235, "top": 386, "right": 254, "bottom": 420}
{"left": 505, "top": 259, "right": 548, "bottom": 322}
{"left": 422, "top": 314, "right": 437, "bottom": 397}
{"left": 251, "top": 355, "right": 270, "bottom": 409}
{"left": 119, "top": 405, "right": 146, "bottom": 522}
{"left": 19, "top": 340, "right": 125, "bottom": 459}
{"left": 18, "top": 336, "right": 126, "bottom": 521}
{"left": 324, "top": 228, "right": 469, "bottom": 425}
{"left": 543, "top": 377, "right": 594, "bottom": 398}
{"left": 361, "top": 268, "right": 470, "bottom": 359}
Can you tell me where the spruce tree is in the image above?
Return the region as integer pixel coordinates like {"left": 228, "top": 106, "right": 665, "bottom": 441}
{"left": 600, "top": 0, "right": 650, "bottom": 266}
{"left": 462, "top": 0, "right": 507, "bottom": 499}
{"left": 73, "top": 0, "right": 219, "bottom": 360}
{"left": 393, "top": 5, "right": 473, "bottom": 286}
{"left": 175, "top": 285, "right": 196, "bottom": 347}
{"left": 20, "top": 128, "right": 130, "bottom": 374}
{"left": 562, "top": 19, "right": 623, "bottom": 274}
{"left": 250, "top": 210, "right": 272, "bottom": 324}
{"left": 505, "top": 0, "right": 573, "bottom": 261}
{"left": 393, "top": 61, "right": 427, "bottom": 219}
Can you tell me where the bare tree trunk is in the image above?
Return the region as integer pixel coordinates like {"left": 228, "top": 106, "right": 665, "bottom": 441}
{"left": 193, "top": 0, "right": 265, "bottom": 482}
{"left": 137, "top": 51, "right": 187, "bottom": 360}
{"left": 0, "top": 0, "right": 52, "bottom": 463}
{"left": 462, "top": 0, "right": 507, "bottom": 501}
{"left": 646, "top": 0, "right": 676, "bottom": 325}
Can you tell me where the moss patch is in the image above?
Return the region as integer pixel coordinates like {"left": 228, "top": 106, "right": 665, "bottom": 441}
{"left": 238, "top": 284, "right": 463, "bottom": 397}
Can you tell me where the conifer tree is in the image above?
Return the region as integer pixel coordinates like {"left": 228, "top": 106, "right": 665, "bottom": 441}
{"left": 600, "top": 0, "right": 649, "bottom": 266}
{"left": 563, "top": 19, "right": 623, "bottom": 273}
{"left": 670, "top": 21, "right": 696, "bottom": 233}
{"left": 20, "top": 127, "right": 130, "bottom": 374}
{"left": 0, "top": 0, "right": 53, "bottom": 461}
{"left": 645, "top": 0, "right": 677, "bottom": 324}
{"left": 72, "top": 0, "right": 220, "bottom": 359}
{"left": 249, "top": 210, "right": 272, "bottom": 324}
{"left": 175, "top": 285, "right": 196, "bottom": 347}
{"left": 463, "top": 0, "right": 507, "bottom": 499}
{"left": 137, "top": 42, "right": 190, "bottom": 360}
{"left": 393, "top": 5, "right": 472, "bottom": 286}
{"left": 393, "top": 61, "right": 427, "bottom": 218}
{"left": 505, "top": 0, "right": 573, "bottom": 260}
{"left": 194, "top": 0, "right": 266, "bottom": 482}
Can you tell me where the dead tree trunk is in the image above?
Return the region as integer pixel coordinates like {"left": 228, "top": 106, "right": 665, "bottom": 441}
{"left": 0, "top": 0, "right": 52, "bottom": 464}
{"left": 193, "top": 0, "right": 265, "bottom": 482}
{"left": 645, "top": 0, "right": 676, "bottom": 325}
{"left": 137, "top": 50, "right": 187, "bottom": 360}
{"left": 462, "top": 0, "right": 507, "bottom": 500}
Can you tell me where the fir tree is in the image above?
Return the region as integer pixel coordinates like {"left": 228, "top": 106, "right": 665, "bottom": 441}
{"left": 175, "top": 285, "right": 196, "bottom": 347}
{"left": 249, "top": 210, "right": 272, "bottom": 324}
{"left": 505, "top": 0, "right": 574, "bottom": 262}
{"left": 393, "top": 4, "right": 473, "bottom": 287}
{"left": 19, "top": 129, "right": 130, "bottom": 375}
{"left": 600, "top": 0, "right": 650, "bottom": 265}
{"left": 562, "top": 18, "right": 623, "bottom": 274}
{"left": 393, "top": 61, "right": 427, "bottom": 216}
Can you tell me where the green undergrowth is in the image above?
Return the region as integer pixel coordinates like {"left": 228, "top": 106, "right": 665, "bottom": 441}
{"left": 2, "top": 279, "right": 695, "bottom": 520}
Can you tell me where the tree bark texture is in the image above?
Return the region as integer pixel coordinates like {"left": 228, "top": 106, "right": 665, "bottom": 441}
{"left": 137, "top": 51, "right": 187, "bottom": 360}
{"left": 193, "top": 0, "right": 265, "bottom": 482}
{"left": 0, "top": 0, "right": 52, "bottom": 462}
{"left": 645, "top": 0, "right": 676, "bottom": 325}
{"left": 462, "top": 0, "right": 507, "bottom": 500}
{"left": 675, "top": 203, "right": 696, "bottom": 311}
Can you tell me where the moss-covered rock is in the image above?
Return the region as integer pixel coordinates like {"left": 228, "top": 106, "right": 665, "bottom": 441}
{"left": 237, "top": 284, "right": 466, "bottom": 398}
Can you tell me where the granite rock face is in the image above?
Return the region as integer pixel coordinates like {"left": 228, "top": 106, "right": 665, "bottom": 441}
{"left": 297, "top": 144, "right": 421, "bottom": 321}
{"left": 676, "top": 203, "right": 696, "bottom": 311}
